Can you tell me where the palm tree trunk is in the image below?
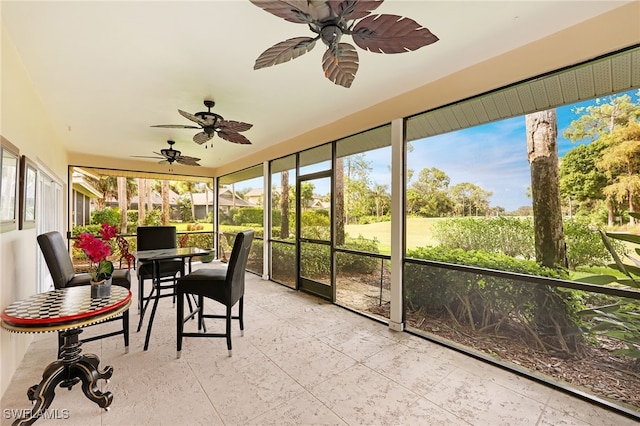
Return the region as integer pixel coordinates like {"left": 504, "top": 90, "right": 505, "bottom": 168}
{"left": 162, "top": 180, "right": 170, "bottom": 225}
{"left": 117, "top": 177, "right": 127, "bottom": 234}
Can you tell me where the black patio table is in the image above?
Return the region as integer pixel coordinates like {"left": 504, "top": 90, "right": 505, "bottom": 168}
{"left": 134, "top": 247, "right": 213, "bottom": 350}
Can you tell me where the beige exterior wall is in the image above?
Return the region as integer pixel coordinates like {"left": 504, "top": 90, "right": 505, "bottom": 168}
{"left": 0, "top": 25, "right": 69, "bottom": 397}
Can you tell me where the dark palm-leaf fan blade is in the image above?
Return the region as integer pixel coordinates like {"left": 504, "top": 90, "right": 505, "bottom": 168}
{"left": 249, "top": 0, "right": 329, "bottom": 24}
{"left": 254, "top": 37, "right": 317, "bottom": 69}
{"left": 178, "top": 109, "right": 217, "bottom": 127}
{"left": 218, "top": 120, "right": 253, "bottom": 133}
{"left": 352, "top": 15, "right": 439, "bottom": 53}
{"left": 217, "top": 130, "right": 252, "bottom": 145}
{"left": 322, "top": 42, "right": 359, "bottom": 88}
{"left": 151, "top": 124, "right": 201, "bottom": 129}
{"left": 176, "top": 155, "right": 201, "bottom": 166}
{"left": 193, "top": 132, "right": 213, "bottom": 145}
{"left": 131, "top": 155, "right": 163, "bottom": 159}
{"left": 328, "top": 0, "right": 382, "bottom": 21}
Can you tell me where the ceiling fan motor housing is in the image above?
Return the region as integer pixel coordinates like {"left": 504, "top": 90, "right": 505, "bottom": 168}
{"left": 160, "top": 140, "right": 180, "bottom": 163}
{"left": 320, "top": 23, "right": 343, "bottom": 46}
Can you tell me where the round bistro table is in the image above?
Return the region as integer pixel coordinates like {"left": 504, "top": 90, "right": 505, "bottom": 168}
{"left": 1, "top": 286, "right": 131, "bottom": 426}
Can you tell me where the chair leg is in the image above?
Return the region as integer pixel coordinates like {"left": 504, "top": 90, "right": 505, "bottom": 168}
{"left": 172, "top": 275, "right": 177, "bottom": 305}
{"left": 138, "top": 277, "right": 144, "bottom": 313}
{"left": 176, "top": 290, "right": 184, "bottom": 359}
{"left": 239, "top": 296, "right": 244, "bottom": 336}
{"left": 123, "top": 309, "right": 129, "bottom": 354}
{"left": 226, "top": 305, "right": 232, "bottom": 357}
{"left": 197, "top": 295, "right": 204, "bottom": 331}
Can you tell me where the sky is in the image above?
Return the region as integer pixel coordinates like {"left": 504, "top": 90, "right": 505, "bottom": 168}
{"left": 405, "top": 89, "right": 640, "bottom": 212}
{"left": 234, "top": 89, "right": 639, "bottom": 213}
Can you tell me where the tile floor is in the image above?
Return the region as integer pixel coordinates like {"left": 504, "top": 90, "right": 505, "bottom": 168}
{"left": 1, "top": 262, "right": 635, "bottom": 425}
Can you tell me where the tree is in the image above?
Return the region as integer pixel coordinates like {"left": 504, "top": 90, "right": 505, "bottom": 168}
{"left": 137, "top": 178, "right": 147, "bottom": 225}
{"left": 335, "top": 158, "right": 345, "bottom": 245}
{"left": 117, "top": 176, "right": 128, "bottom": 234}
{"left": 343, "top": 154, "right": 372, "bottom": 224}
{"left": 370, "top": 183, "right": 390, "bottom": 219}
{"left": 513, "top": 205, "right": 533, "bottom": 216}
{"left": 526, "top": 109, "right": 566, "bottom": 268}
{"left": 93, "top": 176, "right": 117, "bottom": 210}
{"left": 298, "top": 182, "right": 315, "bottom": 210}
{"left": 176, "top": 181, "right": 197, "bottom": 221}
{"left": 280, "top": 170, "right": 290, "bottom": 239}
{"left": 597, "top": 122, "right": 640, "bottom": 224}
{"left": 559, "top": 141, "right": 608, "bottom": 220}
{"left": 407, "top": 167, "right": 453, "bottom": 217}
{"left": 562, "top": 92, "right": 640, "bottom": 225}
{"left": 450, "top": 182, "right": 492, "bottom": 216}
{"left": 161, "top": 180, "right": 170, "bottom": 225}
{"left": 563, "top": 93, "right": 640, "bottom": 141}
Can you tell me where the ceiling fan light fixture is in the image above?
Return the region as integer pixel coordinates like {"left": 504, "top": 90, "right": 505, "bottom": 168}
{"left": 160, "top": 140, "right": 180, "bottom": 162}
{"left": 131, "top": 140, "right": 201, "bottom": 167}
{"left": 151, "top": 100, "right": 253, "bottom": 146}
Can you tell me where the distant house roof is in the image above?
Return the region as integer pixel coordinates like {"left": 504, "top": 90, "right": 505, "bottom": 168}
{"left": 244, "top": 188, "right": 263, "bottom": 198}
{"left": 72, "top": 173, "right": 102, "bottom": 198}
{"left": 191, "top": 190, "right": 214, "bottom": 206}
{"left": 192, "top": 188, "right": 253, "bottom": 208}
{"left": 106, "top": 190, "right": 180, "bottom": 205}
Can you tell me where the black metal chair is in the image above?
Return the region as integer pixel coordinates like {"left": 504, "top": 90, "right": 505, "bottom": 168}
{"left": 136, "top": 226, "right": 184, "bottom": 332}
{"left": 176, "top": 230, "right": 254, "bottom": 357}
{"left": 37, "top": 231, "right": 131, "bottom": 355}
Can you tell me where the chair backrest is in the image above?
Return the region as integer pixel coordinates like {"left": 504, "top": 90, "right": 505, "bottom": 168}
{"left": 37, "top": 231, "right": 76, "bottom": 289}
{"left": 136, "top": 226, "right": 177, "bottom": 251}
{"left": 225, "top": 230, "right": 255, "bottom": 304}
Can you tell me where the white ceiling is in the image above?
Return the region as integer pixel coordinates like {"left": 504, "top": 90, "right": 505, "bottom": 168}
{"left": 1, "top": 1, "right": 634, "bottom": 171}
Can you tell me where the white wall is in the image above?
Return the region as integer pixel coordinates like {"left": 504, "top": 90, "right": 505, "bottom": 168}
{"left": 0, "top": 25, "right": 69, "bottom": 398}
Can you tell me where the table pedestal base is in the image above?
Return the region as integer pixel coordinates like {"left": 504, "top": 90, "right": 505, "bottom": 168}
{"left": 13, "top": 329, "right": 113, "bottom": 426}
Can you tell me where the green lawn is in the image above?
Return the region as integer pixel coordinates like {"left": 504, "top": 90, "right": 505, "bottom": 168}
{"left": 345, "top": 217, "right": 440, "bottom": 254}
{"left": 173, "top": 217, "right": 440, "bottom": 254}
{"left": 172, "top": 222, "right": 213, "bottom": 232}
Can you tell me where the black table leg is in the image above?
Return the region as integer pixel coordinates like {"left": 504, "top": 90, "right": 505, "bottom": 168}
{"left": 143, "top": 260, "right": 161, "bottom": 351}
{"left": 13, "top": 329, "right": 113, "bottom": 426}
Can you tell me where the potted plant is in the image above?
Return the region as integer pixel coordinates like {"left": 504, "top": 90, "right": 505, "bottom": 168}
{"left": 74, "top": 223, "right": 117, "bottom": 297}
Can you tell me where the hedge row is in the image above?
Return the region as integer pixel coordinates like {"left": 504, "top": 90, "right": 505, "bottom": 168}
{"left": 405, "top": 245, "right": 583, "bottom": 353}
{"left": 432, "top": 217, "right": 625, "bottom": 270}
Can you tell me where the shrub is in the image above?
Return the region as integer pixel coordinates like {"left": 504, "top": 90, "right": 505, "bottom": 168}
{"left": 300, "top": 210, "right": 330, "bottom": 240}
{"left": 72, "top": 224, "right": 102, "bottom": 236}
{"left": 127, "top": 210, "right": 138, "bottom": 224}
{"left": 433, "top": 216, "right": 628, "bottom": 271}
{"left": 336, "top": 234, "right": 380, "bottom": 274}
{"left": 91, "top": 208, "right": 120, "bottom": 226}
{"left": 178, "top": 232, "right": 214, "bottom": 250}
{"left": 433, "top": 216, "right": 535, "bottom": 259}
{"left": 405, "top": 245, "right": 582, "bottom": 353}
{"left": 143, "top": 209, "right": 162, "bottom": 226}
{"left": 271, "top": 242, "right": 296, "bottom": 280}
{"left": 232, "top": 207, "right": 264, "bottom": 226}
{"left": 563, "top": 220, "right": 627, "bottom": 270}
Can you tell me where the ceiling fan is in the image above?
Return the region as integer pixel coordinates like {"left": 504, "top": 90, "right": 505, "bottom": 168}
{"left": 131, "top": 140, "right": 201, "bottom": 167}
{"left": 152, "top": 100, "right": 252, "bottom": 147}
{"left": 250, "top": 0, "right": 439, "bottom": 88}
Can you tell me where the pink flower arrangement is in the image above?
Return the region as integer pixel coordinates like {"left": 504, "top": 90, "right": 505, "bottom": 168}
{"left": 74, "top": 223, "right": 118, "bottom": 282}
